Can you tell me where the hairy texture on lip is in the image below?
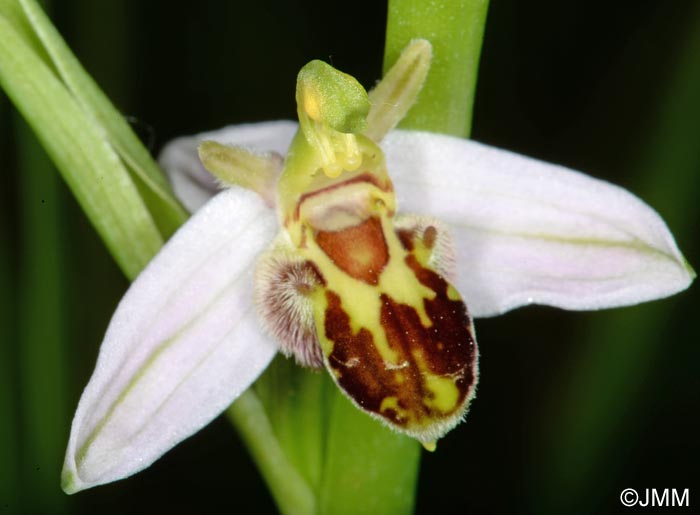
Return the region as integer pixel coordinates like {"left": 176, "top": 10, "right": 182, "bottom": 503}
{"left": 395, "top": 214, "right": 457, "bottom": 282}
{"left": 255, "top": 241, "right": 326, "bottom": 369}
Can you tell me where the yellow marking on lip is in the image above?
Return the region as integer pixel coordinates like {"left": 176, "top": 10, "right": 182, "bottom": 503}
{"left": 315, "top": 220, "right": 478, "bottom": 441}
{"left": 447, "top": 284, "right": 461, "bottom": 302}
{"left": 422, "top": 374, "right": 460, "bottom": 413}
{"left": 305, "top": 211, "right": 435, "bottom": 366}
{"left": 380, "top": 396, "right": 406, "bottom": 418}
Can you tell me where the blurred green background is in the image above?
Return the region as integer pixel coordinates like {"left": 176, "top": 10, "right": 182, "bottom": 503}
{"left": 1, "top": 0, "right": 698, "bottom": 514}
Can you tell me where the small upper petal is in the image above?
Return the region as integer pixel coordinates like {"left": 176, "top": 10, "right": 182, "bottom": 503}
{"left": 159, "top": 120, "right": 298, "bottom": 212}
{"left": 62, "top": 187, "right": 278, "bottom": 493}
{"left": 383, "top": 130, "right": 694, "bottom": 317}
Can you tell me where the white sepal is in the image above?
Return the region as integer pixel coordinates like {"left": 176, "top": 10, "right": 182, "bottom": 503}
{"left": 159, "top": 120, "right": 298, "bottom": 212}
{"left": 384, "top": 130, "right": 694, "bottom": 317}
{"left": 62, "top": 188, "right": 278, "bottom": 493}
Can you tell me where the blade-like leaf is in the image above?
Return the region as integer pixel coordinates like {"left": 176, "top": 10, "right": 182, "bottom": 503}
{"left": 0, "top": 0, "right": 47, "bottom": 57}
{"left": 0, "top": 14, "right": 162, "bottom": 277}
{"left": 17, "top": 0, "right": 188, "bottom": 237}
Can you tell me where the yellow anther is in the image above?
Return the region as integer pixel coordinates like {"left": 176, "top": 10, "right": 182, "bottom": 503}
{"left": 303, "top": 88, "right": 322, "bottom": 121}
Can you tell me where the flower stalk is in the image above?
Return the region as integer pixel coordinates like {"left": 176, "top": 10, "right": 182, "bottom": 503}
{"left": 384, "top": 0, "right": 490, "bottom": 137}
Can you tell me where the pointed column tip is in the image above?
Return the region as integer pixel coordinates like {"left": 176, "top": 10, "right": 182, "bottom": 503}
{"left": 422, "top": 440, "right": 437, "bottom": 452}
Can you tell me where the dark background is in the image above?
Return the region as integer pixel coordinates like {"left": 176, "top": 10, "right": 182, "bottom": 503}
{"left": 1, "top": 1, "right": 698, "bottom": 514}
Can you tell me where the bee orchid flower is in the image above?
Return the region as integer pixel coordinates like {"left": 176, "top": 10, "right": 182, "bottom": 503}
{"left": 61, "top": 40, "right": 694, "bottom": 494}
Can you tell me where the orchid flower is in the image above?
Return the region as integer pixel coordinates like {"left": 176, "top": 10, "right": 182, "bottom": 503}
{"left": 61, "top": 40, "right": 693, "bottom": 494}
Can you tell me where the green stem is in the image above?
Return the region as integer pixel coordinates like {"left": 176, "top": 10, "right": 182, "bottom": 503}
{"left": 227, "top": 391, "right": 316, "bottom": 515}
{"left": 252, "top": 358, "right": 327, "bottom": 494}
{"left": 384, "top": 0, "right": 490, "bottom": 137}
{"left": 317, "top": 394, "right": 421, "bottom": 515}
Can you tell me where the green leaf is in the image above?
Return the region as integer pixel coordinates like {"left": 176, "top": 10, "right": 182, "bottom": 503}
{"left": 15, "top": 0, "right": 188, "bottom": 238}
{"left": 0, "top": 14, "right": 162, "bottom": 277}
{"left": 0, "top": 0, "right": 48, "bottom": 58}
